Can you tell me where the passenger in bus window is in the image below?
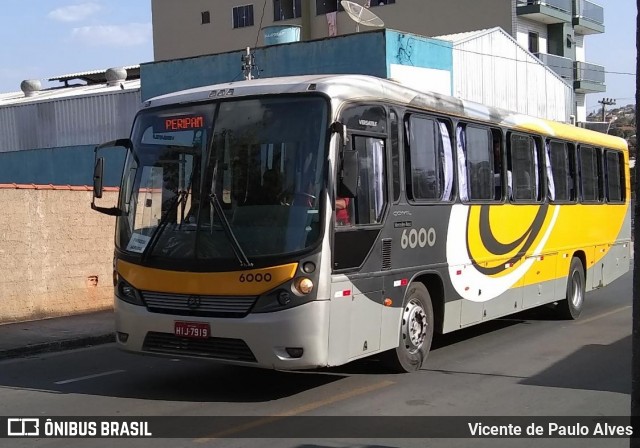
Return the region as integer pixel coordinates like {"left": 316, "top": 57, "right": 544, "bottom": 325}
{"left": 257, "top": 168, "right": 283, "bottom": 205}
{"left": 336, "top": 197, "right": 351, "bottom": 226}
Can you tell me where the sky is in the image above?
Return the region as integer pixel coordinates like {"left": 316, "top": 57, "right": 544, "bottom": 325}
{"left": 584, "top": 0, "right": 637, "bottom": 111}
{"left": 0, "top": 0, "right": 636, "bottom": 111}
{"left": 0, "top": 1, "right": 153, "bottom": 92}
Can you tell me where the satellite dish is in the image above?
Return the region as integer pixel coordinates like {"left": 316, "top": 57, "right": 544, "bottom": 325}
{"left": 340, "top": 1, "right": 385, "bottom": 32}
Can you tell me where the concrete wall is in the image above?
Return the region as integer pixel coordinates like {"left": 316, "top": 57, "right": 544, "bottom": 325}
{"left": 151, "top": 0, "right": 513, "bottom": 60}
{"left": 0, "top": 186, "right": 117, "bottom": 324}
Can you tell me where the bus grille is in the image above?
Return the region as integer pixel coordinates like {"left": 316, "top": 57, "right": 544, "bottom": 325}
{"left": 142, "top": 291, "right": 257, "bottom": 318}
{"left": 142, "top": 332, "right": 257, "bottom": 362}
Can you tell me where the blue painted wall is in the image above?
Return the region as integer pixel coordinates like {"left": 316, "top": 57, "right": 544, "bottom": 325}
{"left": 385, "top": 30, "right": 453, "bottom": 93}
{"left": 141, "top": 31, "right": 389, "bottom": 100}
{"left": 141, "top": 29, "right": 454, "bottom": 101}
{"left": 0, "top": 146, "right": 125, "bottom": 187}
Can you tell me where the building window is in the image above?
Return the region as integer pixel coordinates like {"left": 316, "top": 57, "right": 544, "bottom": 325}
{"left": 201, "top": 11, "right": 210, "bottom": 24}
{"left": 233, "top": 5, "right": 254, "bottom": 28}
{"left": 274, "top": 0, "right": 302, "bottom": 21}
{"left": 316, "top": 0, "right": 344, "bottom": 15}
{"left": 528, "top": 31, "right": 539, "bottom": 53}
{"left": 369, "top": 0, "right": 395, "bottom": 5}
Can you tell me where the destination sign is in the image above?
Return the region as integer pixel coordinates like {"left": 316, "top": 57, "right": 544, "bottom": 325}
{"left": 162, "top": 115, "right": 205, "bottom": 131}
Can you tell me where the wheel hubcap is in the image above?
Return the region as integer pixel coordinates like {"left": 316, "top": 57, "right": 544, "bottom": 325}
{"left": 571, "top": 271, "right": 583, "bottom": 308}
{"left": 402, "top": 298, "right": 428, "bottom": 354}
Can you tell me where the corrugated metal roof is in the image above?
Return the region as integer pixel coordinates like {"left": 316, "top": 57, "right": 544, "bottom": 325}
{"left": 0, "top": 79, "right": 141, "bottom": 108}
{"left": 48, "top": 65, "right": 140, "bottom": 83}
{"left": 0, "top": 91, "right": 22, "bottom": 101}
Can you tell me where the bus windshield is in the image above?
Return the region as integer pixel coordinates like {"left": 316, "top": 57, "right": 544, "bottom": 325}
{"left": 116, "top": 96, "right": 328, "bottom": 265}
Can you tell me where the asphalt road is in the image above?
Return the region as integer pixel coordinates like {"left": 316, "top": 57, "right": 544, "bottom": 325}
{"left": 0, "top": 271, "right": 634, "bottom": 448}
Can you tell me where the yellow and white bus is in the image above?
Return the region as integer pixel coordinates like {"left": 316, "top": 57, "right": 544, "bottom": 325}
{"left": 92, "top": 75, "right": 631, "bottom": 372}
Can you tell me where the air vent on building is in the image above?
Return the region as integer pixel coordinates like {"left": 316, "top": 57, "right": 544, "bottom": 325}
{"left": 20, "top": 79, "right": 42, "bottom": 97}
{"left": 105, "top": 67, "right": 128, "bottom": 86}
{"left": 382, "top": 238, "right": 392, "bottom": 270}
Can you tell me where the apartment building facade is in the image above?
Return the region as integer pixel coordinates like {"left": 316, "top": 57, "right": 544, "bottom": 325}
{"left": 151, "top": 0, "right": 605, "bottom": 122}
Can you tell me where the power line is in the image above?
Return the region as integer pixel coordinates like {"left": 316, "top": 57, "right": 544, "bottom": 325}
{"left": 418, "top": 37, "right": 636, "bottom": 77}
{"left": 254, "top": 0, "right": 268, "bottom": 49}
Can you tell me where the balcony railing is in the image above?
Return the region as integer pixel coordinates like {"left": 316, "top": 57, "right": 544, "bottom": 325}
{"left": 574, "top": 0, "right": 604, "bottom": 25}
{"left": 535, "top": 53, "right": 574, "bottom": 81}
{"left": 574, "top": 61, "right": 604, "bottom": 84}
{"left": 516, "top": 0, "right": 572, "bottom": 15}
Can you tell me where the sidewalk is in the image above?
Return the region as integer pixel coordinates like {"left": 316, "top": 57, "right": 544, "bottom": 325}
{"left": 0, "top": 311, "right": 115, "bottom": 360}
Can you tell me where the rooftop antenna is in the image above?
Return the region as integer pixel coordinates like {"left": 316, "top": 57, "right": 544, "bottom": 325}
{"left": 340, "top": 1, "right": 385, "bottom": 32}
{"left": 241, "top": 47, "right": 256, "bottom": 80}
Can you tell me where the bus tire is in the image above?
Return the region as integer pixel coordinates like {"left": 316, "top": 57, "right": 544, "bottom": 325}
{"left": 557, "top": 257, "right": 585, "bottom": 320}
{"left": 381, "top": 282, "right": 434, "bottom": 373}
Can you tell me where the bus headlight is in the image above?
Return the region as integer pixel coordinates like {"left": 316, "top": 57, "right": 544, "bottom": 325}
{"left": 293, "top": 277, "right": 314, "bottom": 295}
{"left": 116, "top": 278, "right": 144, "bottom": 306}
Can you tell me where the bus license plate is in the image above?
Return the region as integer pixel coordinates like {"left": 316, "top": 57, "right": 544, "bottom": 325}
{"left": 174, "top": 321, "right": 210, "bottom": 339}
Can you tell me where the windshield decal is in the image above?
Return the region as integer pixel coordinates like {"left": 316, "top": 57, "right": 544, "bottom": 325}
{"left": 126, "top": 233, "right": 152, "bottom": 253}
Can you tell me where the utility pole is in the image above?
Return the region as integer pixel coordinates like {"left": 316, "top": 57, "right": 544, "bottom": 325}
{"left": 599, "top": 97, "right": 616, "bottom": 122}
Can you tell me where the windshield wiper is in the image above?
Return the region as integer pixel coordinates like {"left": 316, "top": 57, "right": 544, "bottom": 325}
{"left": 208, "top": 192, "right": 253, "bottom": 268}
{"left": 141, "top": 191, "right": 188, "bottom": 262}
{"left": 204, "top": 156, "right": 252, "bottom": 268}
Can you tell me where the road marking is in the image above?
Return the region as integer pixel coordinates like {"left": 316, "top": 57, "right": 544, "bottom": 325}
{"left": 576, "top": 306, "right": 632, "bottom": 325}
{"left": 54, "top": 369, "right": 125, "bottom": 385}
{"left": 194, "top": 379, "right": 394, "bottom": 442}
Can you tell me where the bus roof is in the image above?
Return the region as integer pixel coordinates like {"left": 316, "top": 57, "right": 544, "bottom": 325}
{"left": 145, "top": 74, "right": 627, "bottom": 152}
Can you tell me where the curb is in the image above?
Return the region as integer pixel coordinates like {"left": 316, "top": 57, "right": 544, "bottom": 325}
{"left": 0, "top": 333, "right": 115, "bottom": 361}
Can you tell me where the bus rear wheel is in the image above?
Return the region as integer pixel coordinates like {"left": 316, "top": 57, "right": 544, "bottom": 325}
{"left": 557, "top": 257, "right": 585, "bottom": 320}
{"left": 381, "top": 282, "right": 434, "bottom": 373}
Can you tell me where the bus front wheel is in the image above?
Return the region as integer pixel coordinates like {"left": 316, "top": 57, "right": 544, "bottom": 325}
{"left": 557, "top": 257, "right": 585, "bottom": 320}
{"left": 382, "top": 282, "right": 434, "bottom": 373}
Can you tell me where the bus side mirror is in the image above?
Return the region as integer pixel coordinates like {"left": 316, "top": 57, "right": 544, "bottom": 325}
{"left": 93, "top": 157, "right": 104, "bottom": 199}
{"left": 90, "top": 138, "right": 131, "bottom": 216}
{"left": 338, "top": 150, "right": 358, "bottom": 198}
{"left": 331, "top": 121, "right": 348, "bottom": 149}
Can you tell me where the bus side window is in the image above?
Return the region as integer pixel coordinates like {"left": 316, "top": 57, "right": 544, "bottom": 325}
{"left": 579, "top": 145, "right": 600, "bottom": 203}
{"left": 605, "top": 150, "right": 624, "bottom": 202}
{"left": 492, "top": 130, "right": 503, "bottom": 200}
{"left": 405, "top": 115, "right": 453, "bottom": 202}
{"left": 390, "top": 110, "right": 401, "bottom": 203}
{"left": 547, "top": 140, "right": 578, "bottom": 203}
{"left": 508, "top": 133, "right": 542, "bottom": 203}
{"left": 336, "top": 135, "right": 387, "bottom": 227}
{"left": 458, "top": 124, "right": 499, "bottom": 202}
